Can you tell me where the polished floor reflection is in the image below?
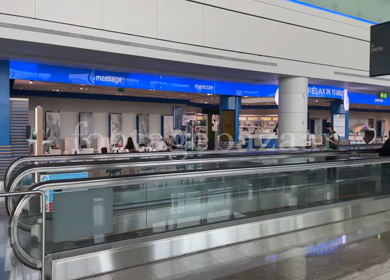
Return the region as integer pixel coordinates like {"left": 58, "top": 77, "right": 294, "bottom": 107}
{"left": 88, "top": 210, "right": 390, "bottom": 280}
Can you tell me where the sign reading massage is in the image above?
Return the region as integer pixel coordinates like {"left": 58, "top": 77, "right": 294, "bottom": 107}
{"left": 10, "top": 61, "right": 343, "bottom": 100}
{"left": 10, "top": 61, "right": 271, "bottom": 97}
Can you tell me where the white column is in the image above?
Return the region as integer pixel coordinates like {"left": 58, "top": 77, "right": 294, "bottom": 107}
{"left": 278, "top": 77, "right": 308, "bottom": 148}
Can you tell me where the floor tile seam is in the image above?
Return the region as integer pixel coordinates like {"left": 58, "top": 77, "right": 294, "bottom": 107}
{"left": 146, "top": 262, "right": 191, "bottom": 278}
{"left": 178, "top": 256, "right": 224, "bottom": 271}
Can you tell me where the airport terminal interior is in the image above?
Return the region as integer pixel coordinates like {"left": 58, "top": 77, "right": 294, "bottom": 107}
{"left": 3, "top": 0, "right": 390, "bottom": 280}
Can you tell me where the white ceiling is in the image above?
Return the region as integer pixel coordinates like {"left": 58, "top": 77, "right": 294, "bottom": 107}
{"left": 3, "top": 37, "right": 390, "bottom": 95}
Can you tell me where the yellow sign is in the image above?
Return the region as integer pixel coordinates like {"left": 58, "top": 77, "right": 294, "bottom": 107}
{"left": 239, "top": 117, "right": 247, "bottom": 121}
{"left": 273, "top": 117, "right": 278, "bottom": 121}
{"left": 196, "top": 116, "right": 204, "bottom": 120}
{"left": 261, "top": 117, "right": 272, "bottom": 121}
{"left": 248, "top": 117, "right": 259, "bottom": 121}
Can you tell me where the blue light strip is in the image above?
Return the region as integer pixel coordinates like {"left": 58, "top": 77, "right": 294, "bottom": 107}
{"left": 10, "top": 61, "right": 388, "bottom": 106}
{"left": 9, "top": 62, "right": 343, "bottom": 100}
{"left": 285, "top": 0, "right": 377, "bottom": 25}
{"left": 348, "top": 92, "right": 390, "bottom": 106}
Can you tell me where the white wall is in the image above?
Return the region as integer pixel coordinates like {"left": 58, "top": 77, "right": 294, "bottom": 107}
{"left": 0, "top": 0, "right": 387, "bottom": 88}
{"left": 149, "top": 114, "right": 161, "bottom": 137}
{"left": 27, "top": 96, "right": 201, "bottom": 147}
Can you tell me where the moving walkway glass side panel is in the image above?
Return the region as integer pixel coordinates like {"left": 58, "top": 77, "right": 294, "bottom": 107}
{"left": 6, "top": 193, "right": 44, "bottom": 273}
{"left": 10, "top": 158, "right": 390, "bottom": 269}
{"left": 7, "top": 151, "right": 378, "bottom": 215}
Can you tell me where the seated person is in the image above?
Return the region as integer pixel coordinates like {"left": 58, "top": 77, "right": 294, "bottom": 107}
{"left": 124, "top": 137, "right": 136, "bottom": 153}
{"left": 115, "top": 139, "right": 123, "bottom": 148}
{"left": 149, "top": 136, "right": 168, "bottom": 151}
{"left": 165, "top": 135, "right": 178, "bottom": 150}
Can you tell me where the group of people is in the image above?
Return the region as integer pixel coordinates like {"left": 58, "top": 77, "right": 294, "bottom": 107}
{"left": 101, "top": 135, "right": 175, "bottom": 154}
{"left": 98, "top": 123, "right": 390, "bottom": 154}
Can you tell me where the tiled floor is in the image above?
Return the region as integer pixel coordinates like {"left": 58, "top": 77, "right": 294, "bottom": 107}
{"left": 87, "top": 211, "right": 390, "bottom": 280}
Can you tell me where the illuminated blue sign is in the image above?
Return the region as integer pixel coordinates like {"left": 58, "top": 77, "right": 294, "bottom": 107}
{"left": 9, "top": 61, "right": 277, "bottom": 98}
{"left": 9, "top": 62, "right": 367, "bottom": 104}
{"left": 349, "top": 92, "right": 390, "bottom": 106}
{"left": 308, "top": 85, "right": 343, "bottom": 100}
{"left": 11, "top": 62, "right": 342, "bottom": 100}
{"left": 40, "top": 172, "right": 88, "bottom": 181}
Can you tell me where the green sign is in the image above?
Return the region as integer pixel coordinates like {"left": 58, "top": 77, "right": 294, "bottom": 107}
{"left": 118, "top": 88, "right": 124, "bottom": 92}
{"left": 379, "top": 92, "right": 388, "bottom": 99}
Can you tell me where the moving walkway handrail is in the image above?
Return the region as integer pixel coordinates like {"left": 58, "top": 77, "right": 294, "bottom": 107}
{"left": 20, "top": 156, "right": 390, "bottom": 193}
{"left": 4, "top": 150, "right": 286, "bottom": 187}
{"left": 10, "top": 156, "right": 388, "bottom": 269}
{"left": 8, "top": 154, "right": 297, "bottom": 214}
{"left": 4, "top": 144, "right": 381, "bottom": 187}
{"left": 6, "top": 149, "right": 379, "bottom": 212}
{"left": 3, "top": 190, "right": 46, "bottom": 274}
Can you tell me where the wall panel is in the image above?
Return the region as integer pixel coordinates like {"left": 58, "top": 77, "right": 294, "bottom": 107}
{"left": 36, "top": 0, "right": 102, "bottom": 28}
{"left": 203, "top": 6, "right": 243, "bottom": 51}
{"left": 0, "top": 0, "right": 35, "bottom": 17}
{"left": 158, "top": 0, "right": 203, "bottom": 45}
{"left": 102, "top": 0, "right": 157, "bottom": 38}
{"left": 242, "top": 16, "right": 277, "bottom": 57}
{"left": 276, "top": 23, "right": 308, "bottom": 61}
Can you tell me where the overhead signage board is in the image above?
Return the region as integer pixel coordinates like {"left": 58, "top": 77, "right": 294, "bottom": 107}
{"left": 349, "top": 92, "right": 390, "bottom": 106}
{"left": 11, "top": 62, "right": 343, "bottom": 100}
{"left": 307, "top": 85, "right": 343, "bottom": 100}
{"left": 11, "top": 62, "right": 347, "bottom": 101}
{"left": 9, "top": 62, "right": 277, "bottom": 98}
{"left": 370, "top": 21, "right": 390, "bottom": 77}
{"left": 379, "top": 92, "right": 388, "bottom": 99}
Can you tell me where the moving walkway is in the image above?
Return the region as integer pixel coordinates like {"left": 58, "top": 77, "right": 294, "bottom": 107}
{"left": 5, "top": 144, "right": 381, "bottom": 188}
{"left": 6, "top": 149, "right": 378, "bottom": 215}
{"left": 8, "top": 155, "right": 390, "bottom": 279}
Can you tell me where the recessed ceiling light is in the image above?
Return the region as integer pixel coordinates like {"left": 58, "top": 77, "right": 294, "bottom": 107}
{"left": 244, "top": 96, "right": 248, "bottom": 98}
{"left": 80, "top": 87, "right": 83, "bottom": 90}
{"left": 20, "top": 87, "right": 23, "bottom": 89}
{"left": 29, "top": 80, "right": 33, "bottom": 84}
{"left": 56, "top": 89, "right": 59, "bottom": 92}
{"left": 205, "top": 102, "right": 208, "bottom": 104}
{"left": 315, "top": 100, "right": 318, "bottom": 103}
